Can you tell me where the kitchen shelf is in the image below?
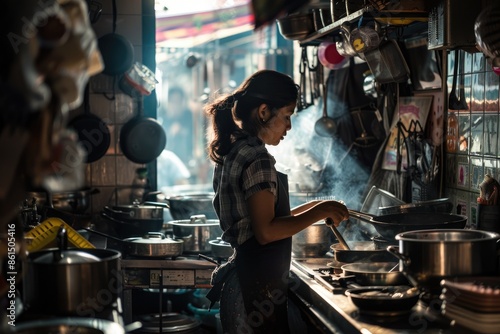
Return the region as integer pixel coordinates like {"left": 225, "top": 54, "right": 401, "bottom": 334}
{"left": 298, "top": 5, "right": 429, "bottom": 45}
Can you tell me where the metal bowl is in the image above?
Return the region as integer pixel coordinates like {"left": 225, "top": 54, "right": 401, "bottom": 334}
{"left": 277, "top": 13, "right": 315, "bottom": 40}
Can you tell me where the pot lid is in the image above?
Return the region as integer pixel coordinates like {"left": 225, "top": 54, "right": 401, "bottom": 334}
{"left": 139, "top": 312, "right": 200, "bottom": 332}
{"left": 15, "top": 318, "right": 125, "bottom": 334}
{"left": 33, "top": 249, "right": 101, "bottom": 264}
{"left": 168, "top": 214, "right": 219, "bottom": 226}
{"left": 124, "top": 232, "right": 183, "bottom": 245}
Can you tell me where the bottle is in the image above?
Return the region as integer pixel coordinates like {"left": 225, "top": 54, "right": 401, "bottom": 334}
{"left": 130, "top": 168, "right": 148, "bottom": 204}
{"left": 446, "top": 112, "right": 458, "bottom": 153}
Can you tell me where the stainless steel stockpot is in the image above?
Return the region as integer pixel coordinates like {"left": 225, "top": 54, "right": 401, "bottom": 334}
{"left": 387, "top": 229, "right": 500, "bottom": 292}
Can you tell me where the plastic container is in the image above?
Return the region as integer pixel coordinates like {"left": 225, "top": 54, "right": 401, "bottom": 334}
{"left": 119, "top": 62, "right": 158, "bottom": 96}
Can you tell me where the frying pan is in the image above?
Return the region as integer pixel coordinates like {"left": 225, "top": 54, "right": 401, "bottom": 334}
{"left": 98, "top": 0, "right": 134, "bottom": 76}
{"left": 341, "top": 262, "right": 409, "bottom": 286}
{"left": 330, "top": 241, "right": 397, "bottom": 263}
{"left": 348, "top": 209, "right": 468, "bottom": 240}
{"left": 120, "top": 98, "right": 166, "bottom": 164}
{"left": 378, "top": 198, "right": 453, "bottom": 215}
{"left": 345, "top": 286, "right": 419, "bottom": 316}
{"left": 69, "top": 85, "right": 111, "bottom": 162}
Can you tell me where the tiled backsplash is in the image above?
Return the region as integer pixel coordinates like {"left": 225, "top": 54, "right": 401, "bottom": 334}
{"left": 445, "top": 50, "right": 500, "bottom": 228}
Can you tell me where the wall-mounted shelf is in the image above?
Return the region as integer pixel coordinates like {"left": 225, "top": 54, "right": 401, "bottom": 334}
{"left": 298, "top": 5, "right": 429, "bottom": 45}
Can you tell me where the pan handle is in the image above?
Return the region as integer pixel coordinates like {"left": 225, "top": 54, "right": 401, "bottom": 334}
{"left": 347, "top": 209, "right": 376, "bottom": 222}
{"left": 83, "top": 225, "right": 125, "bottom": 243}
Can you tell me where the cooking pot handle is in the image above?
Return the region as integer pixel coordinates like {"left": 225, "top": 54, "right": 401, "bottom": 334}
{"left": 143, "top": 232, "right": 165, "bottom": 239}
{"left": 143, "top": 201, "right": 170, "bottom": 209}
{"left": 348, "top": 209, "right": 376, "bottom": 222}
{"left": 103, "top": 205, "right": 133, "bottom": 217}
{"left": 386, "top": 245, "right": 411, "bottom": 266}
{"left": 190, "top": 214, "right": 207, "bottom": 224}
{"left": 55, "top": 226, "right": 68, "bottom": 262}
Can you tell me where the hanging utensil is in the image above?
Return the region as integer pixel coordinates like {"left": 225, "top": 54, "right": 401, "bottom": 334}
{"left": 314, "top": 63, "right": 337, "bottom": 137}
{"left": 297, "top": 47, "right": 309, "bottom": 111}
{"left": 68, "top": 84, "right": 111, "bottom": 163}
{"left": 119, "top": 97, "right": 166, "bottom": 164}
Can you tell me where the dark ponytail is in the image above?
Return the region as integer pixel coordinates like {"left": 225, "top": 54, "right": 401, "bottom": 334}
{"left": 206, "top": 70, "right": 298, "bottom": 164}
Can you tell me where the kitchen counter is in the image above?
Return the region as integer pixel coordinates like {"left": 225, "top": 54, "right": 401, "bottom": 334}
{"left": 289, "top": 262, "right": 472, "bottom": 334}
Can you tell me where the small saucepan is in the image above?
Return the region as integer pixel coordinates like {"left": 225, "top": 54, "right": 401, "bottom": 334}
{"left": 85, "top": 228, "right": 184, "bottom": 259}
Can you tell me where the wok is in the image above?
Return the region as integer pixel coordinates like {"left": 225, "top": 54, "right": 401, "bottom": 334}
{"left": 348, "top": 209, "right": 467, "bottom": 240}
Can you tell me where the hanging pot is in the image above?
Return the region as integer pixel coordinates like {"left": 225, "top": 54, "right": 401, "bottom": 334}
{"left": 120, "top": 98, "right": 166, "bottom": 164}
{"left": 68, "top": 85, "right": 111, "bottom": 163}
{"left": 97, "top": 0, "right": 134, "bottom": 76}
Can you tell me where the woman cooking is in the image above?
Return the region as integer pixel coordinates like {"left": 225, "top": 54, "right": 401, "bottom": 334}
{"left": 205, "top": 70, "right": 349, "bottom": 333}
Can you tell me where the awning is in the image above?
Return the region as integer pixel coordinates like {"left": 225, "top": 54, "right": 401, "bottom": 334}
{"left": 156, "top": 1, "right": 254, "bottom": 48}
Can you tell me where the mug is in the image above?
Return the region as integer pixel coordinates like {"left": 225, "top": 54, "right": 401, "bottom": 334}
{"left": 477, "top": 204, "right": 500, "bottom": 233}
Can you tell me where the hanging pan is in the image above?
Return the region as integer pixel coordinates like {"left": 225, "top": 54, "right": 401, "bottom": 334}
{"left": 120, "top": 98, "right": 166, "bottom": 164}
{"left": 97, "top": 0, "right": 134, "bottom": 76}
{"left": 69, "top": 85, "right": 111, "bottom": 162}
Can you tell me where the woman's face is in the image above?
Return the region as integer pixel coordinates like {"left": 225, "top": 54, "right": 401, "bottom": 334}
{"left": 258, "top": 104, "right": 295, "bottom": 146}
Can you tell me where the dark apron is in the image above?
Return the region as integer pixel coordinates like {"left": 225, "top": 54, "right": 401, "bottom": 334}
{"left": 235, "top": 172, "right": 292, "bottom": 334}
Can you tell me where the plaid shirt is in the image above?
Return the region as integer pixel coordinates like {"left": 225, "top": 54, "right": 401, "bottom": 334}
{"left": 213, "top": 136, "right": 277, "bottom": 247}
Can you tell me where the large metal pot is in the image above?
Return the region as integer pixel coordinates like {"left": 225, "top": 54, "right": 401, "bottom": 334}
{"left": 23, "top": 239, "right": 121, "bottom": 315}
{"left": 387, "top": 229, "right": 500, "bottom": 293}
{"left": 292, "top": 220, "right": 333, "bottom": 257}
{"left": 348, "top": 209, "right": 468, "bottom": 240}
{"left": 168, "top": 215, "right": 222, "bottom": 254}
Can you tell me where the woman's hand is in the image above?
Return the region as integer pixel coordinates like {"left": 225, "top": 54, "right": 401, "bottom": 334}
{"left": 317, "top": 200, "right": 349, "bottom": 227}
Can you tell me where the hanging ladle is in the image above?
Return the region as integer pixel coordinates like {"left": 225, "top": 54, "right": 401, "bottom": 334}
{"left": 314, "top": 65, "right": 337, "bottom": 137}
